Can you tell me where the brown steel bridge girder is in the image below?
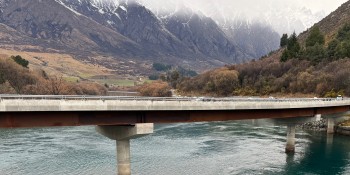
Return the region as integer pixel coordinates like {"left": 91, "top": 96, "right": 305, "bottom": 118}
{"left": 0, "top": 106, "right": 349, "bottom": 128}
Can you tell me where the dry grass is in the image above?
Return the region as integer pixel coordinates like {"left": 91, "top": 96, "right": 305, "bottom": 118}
{"left": 0, "top": 48, "right": 113, "bottom": 79}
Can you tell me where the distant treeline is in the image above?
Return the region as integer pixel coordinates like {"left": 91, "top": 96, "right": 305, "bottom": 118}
{"left": 149, "top": 62, "right": 197, "bottom": 80}
{"left": 175, "top": 24, "right": 350, "bottom": 97}
{"left": 0, "top": 55, "right": 107, "bottom": 95}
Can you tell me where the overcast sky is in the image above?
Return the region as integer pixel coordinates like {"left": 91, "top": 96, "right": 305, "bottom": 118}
{"left": 141, "top": 0, "right": 348, "bottom": 34}
{"left": 295, "top": 0, "right": 347, "bottom": 13}
{"left": 142, "top": 0, "right": 348, "bottom": 14}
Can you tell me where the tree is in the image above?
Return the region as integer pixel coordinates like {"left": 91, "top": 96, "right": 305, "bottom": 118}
{"left": 280, "top": 50, "right": 289, "bottom": 62}
{"left": 339, "top": 41, "right": 350, "bottom": 58}
{"left": 305, "top": 27, "right": 325, "bottom": 47}
{"left": 305, "top": 43, "right": 326, "bottom": 64}
{"left": 168, "top": 70, "right": 181, "bottom": 88}
{"left": 287, "top": 32, "right": 301, "bottom": 58}
{"left": 337, "top": 23, "right": 350, "bottom": 41}
{"left": 148, "top": 74, "right": 159, "bottom": 80}
{"left": 11, "top": 55, "right": 29, "bottom": 68}
{"left": 212, "top": 69, "right": 239, "bottom": 96}
{"left": 153, "top": 63, "right": 171, "bottom": 71}
{"left": 327, "top": 39, "right": 340, "bottom": 60}
{"left": 45, "top": 75, "right": 66, "bottom": 95}
{"left": 280, "top": 34, "right": 288, "bottom": 47}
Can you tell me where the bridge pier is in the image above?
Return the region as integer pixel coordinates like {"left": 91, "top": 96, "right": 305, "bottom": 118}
{"left": 285, "top": 124, "right": 296, "bottom": 153}
{"left": 96, "top": 123, "right": 154, "bottom": 175}
{"left": 327, "top": 118, "right": 335, "bottom": 134}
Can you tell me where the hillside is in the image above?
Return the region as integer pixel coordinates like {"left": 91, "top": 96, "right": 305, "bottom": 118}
{"left": 298, "top": 1, "right": 349, "bottom": 43}
{"left": 176, "top": 0, "right": 350, "bottom": 97}
{"left": 0, "top": 55, "right": 107, "bottom": 95}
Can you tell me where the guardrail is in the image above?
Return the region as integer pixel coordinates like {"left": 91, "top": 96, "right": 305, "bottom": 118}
{"left": 0, "top": 95, "right": 347, "bottom": 102}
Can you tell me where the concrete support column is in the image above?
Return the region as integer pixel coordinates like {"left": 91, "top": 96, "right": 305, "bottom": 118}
{"left": 315, "top": 114, "right": 321, "bottom": 121}
{"left": 327, "top": 118, "right": 335, "bottom": 134}
{"left": 285, "top": 125, "right": 296, "bottom": 153}
{"left": 96, "top": 123, "right": 154, "bottom": 175}
{"left": 117, "top": 139, "right": 131, "bottom": 175}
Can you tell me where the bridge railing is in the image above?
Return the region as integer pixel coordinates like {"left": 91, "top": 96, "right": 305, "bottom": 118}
{"left": 0, "top": 95, "right": 347, "bottom": 102}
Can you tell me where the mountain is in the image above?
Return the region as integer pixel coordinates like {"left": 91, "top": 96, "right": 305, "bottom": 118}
{"left": 146, "top": 2, "right": 279, "bottom": 60}
{"left": 0, "top": 0, "right": 283, "bottom": 72}
{"left": 221, "top": 21, "right": 280, "bottom": 59}
{"left": 59, "top": 0, "right": 250, "bottom": 64}
{"left": 143, "top": 0, "right": 327, "bottom": 35}
{"left": 160, "top": 6, "right": 247, "bottom": 63}
{"left": 0, "top": 0, "right": 145, "bottom": 56}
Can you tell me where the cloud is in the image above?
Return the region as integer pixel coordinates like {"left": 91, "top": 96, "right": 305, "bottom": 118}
{"left": 141, "top": 0, "right": 347, "bottom": 15}
{"left": 140, "top": 0, "right": 347, "bottom": 35}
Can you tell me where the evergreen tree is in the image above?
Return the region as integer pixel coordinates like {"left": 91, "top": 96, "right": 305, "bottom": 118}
{"left": 286, "top": 32, "right": 301, "bottom": 58}
{"left": 339, "top": 41, "right": 350, "bottom": 58}
{"left": 305, "top": 43, "right": 326, "bottom": 64}
{"left": 280, "top": 34, "right": 288, "bottom": 47}
{"left": 280, "top": 50, "right": 289, "bottom": 62}
{"left": 11, "top": 55, "right": 29, "bottom": 68}
{"left": 337, "top": 23, "right": 350, "bottom": 41}
{"left": 305, "top": 27, "right": 325, "bottom": 47}
{"left": 327, "top": 39, "right": 340, "bottom": 60}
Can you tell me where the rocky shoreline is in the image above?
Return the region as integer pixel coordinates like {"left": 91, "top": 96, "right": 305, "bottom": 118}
{"left": 297, "top": 119, "right": 327, "bottom": 131}
{"left": 336, "top": 126, "right": 350, "bottom": 136}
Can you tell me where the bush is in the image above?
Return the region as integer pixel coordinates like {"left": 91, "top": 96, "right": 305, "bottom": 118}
{"left": 148, "top": 74, "right": 159, "bottom": 80}
{"left": 153, "top": 63, "right": 172, "bottom": 71}
{"left": 138, "top": 81, "right": 172, "bottom": 97}
{"left": 0, "top": 58, "right": 36, "bottom": 93}
{"left": 11, "top": 55, "right": 29, "bottom": 68}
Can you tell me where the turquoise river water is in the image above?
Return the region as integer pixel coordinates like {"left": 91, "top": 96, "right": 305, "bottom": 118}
{"left": 1, "top": 120, "right": 350, "bottom": 175}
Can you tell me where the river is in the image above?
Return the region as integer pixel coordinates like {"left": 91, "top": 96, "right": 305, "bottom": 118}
{"left": 1, "top": 120, "right": 350, "bottom": 175}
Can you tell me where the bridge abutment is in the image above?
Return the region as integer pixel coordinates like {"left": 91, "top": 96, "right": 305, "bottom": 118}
{"left": 285, "top": 124, "right": 296, "bottom": 153}
{"left": 96, "top": 123, "right": 154, "bottom": 175}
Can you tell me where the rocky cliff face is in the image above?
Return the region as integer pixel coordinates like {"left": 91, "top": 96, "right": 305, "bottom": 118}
{"left": 223, "top": 21, "right": 280, "bottom": 59}
{"left": 162, "top": 7, "right": 246, "bottom": 63}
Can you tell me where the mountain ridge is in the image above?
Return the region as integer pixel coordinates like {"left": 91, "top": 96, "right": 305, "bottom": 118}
{"left": 0, "top": 0, "right": 282, "bottom": 72}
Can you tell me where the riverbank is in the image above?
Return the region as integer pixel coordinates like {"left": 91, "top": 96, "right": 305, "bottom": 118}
{"left": 297, "top": 119, "right": 327, "bottom": 131}
{"left": 336, "top": 120, "right": 350, "bottom": 136}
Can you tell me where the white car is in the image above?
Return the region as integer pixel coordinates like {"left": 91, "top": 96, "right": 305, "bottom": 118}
{"left": 336, "top": 95, "right": 343, "bottom": 100}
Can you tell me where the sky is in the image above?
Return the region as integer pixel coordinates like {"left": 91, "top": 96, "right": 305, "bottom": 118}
{"left": 295, "top": 0, "right": 347, "bottom": 13}
{"left": 141, "top": 0, "right": 348, "bottom": 14}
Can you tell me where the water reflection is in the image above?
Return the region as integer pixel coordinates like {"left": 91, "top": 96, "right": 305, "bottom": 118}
{"left": 279, "top": 132, "right": 350, "bottom": 175}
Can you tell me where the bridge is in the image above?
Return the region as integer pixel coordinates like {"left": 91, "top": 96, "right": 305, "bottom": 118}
{"left": 1, "top": 95, "right": 350, "bottom": 175}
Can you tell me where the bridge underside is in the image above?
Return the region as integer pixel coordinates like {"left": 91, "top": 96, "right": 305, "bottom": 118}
{"left": 0, "top": 106, "right": 348, "bottom": 128}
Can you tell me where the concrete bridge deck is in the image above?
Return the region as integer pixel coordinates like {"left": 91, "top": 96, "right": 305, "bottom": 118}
{"left": 0, "top": 95, "right": 349, "bottom": 128}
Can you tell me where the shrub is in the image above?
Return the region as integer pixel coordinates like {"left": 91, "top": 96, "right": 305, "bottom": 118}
{"left": 138, "top": 81, "right": 172, "bottom": 97}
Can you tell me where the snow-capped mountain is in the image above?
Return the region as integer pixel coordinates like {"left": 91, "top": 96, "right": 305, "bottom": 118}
{"left": 0, "top": 0, "right": 337, "bottom": 71}
{"left": 142, "top": 0, "right": 328, "bottom": 35}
